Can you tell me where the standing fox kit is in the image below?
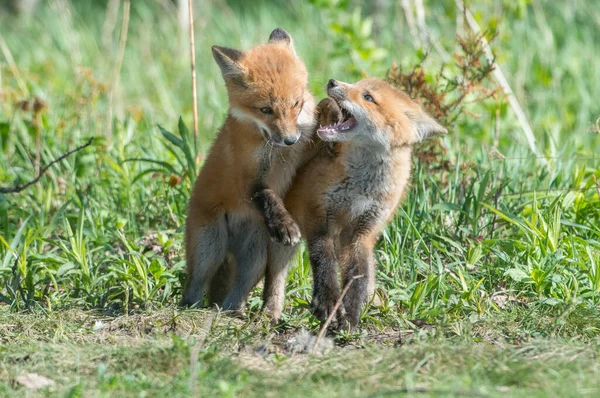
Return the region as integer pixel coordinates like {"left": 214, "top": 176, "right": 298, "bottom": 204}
{"left": 180, "top": 28, "right": 317, "bottom": 315}
{"left": 268, "top": 78, "right": 447, "bottom": 330}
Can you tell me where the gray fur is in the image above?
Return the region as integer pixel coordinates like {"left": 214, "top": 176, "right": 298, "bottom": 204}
{"left": 181, "top": 218, "right": 228, "bottom": 307}
{"left": 221, "top": 213, "right": 270, "bottom": 310}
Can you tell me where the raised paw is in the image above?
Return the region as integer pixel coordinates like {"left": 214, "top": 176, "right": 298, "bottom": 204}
{"left": 266, "top": 213, "right": 301, "bottom": 246}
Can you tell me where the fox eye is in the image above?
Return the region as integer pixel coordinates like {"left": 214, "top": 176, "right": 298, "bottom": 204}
{"left": 363, "top": 93, "right": 375, "bottom": 103}
{"left": 294, "top": 100, "right": 300, "bottom": 108}
{"left": 260, "top": 107, "right": 273, "bottom": 115}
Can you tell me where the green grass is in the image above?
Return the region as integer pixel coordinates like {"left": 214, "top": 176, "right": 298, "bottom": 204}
{"left": 2, "top": 307, "right": 600, "bottom": 397}
{"left": 1, "top": 0, "right": 599, "bottom": 396}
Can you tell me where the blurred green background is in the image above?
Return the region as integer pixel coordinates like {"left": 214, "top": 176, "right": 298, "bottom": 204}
{"left": 0, "top": 0, "right": 599, "bottom": 316}
{"left": 1, "top": 1, "right": 600, "bottom": 396}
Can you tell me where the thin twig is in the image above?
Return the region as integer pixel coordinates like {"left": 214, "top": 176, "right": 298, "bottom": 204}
{"left": 400, "top": 0, "right": 420, "bottom": 48}
{"left": 410, "top": 0, "right": 451, "bottom": 61}
{"left": 493, "top": 156, "right": 599, "bottom": 161}
{"left": 455, "top": 0, "right": 543, "bottom": 163}
{"left": 101, "top": 0, "right": 121, "bottom": 52}
{"left": 312, "top": 274, "right": 364, "bottom": 355}
{"left": 0, "top": 138, "right": 93, "bottom": 194}
{"left": 414, "top": 0, "right": 428, "bottom": 47}
{"left": 105, "top": 0, "right": 130, "bottom": 140}
{"left": 187, "top": 0, "right": 199, "bottom": 162}
{"left": 500, "top": 186, "right": 597, "bottom": 198}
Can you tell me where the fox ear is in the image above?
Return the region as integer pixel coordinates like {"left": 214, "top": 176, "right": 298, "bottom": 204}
{"left": 268, "top": 28, "right": 296, "bottom": 56}
{"left": 212, "top": 46, "right": 246, "bottom": 83}
{"left": 407, "top": 111, "right": 448, "bottom": 142}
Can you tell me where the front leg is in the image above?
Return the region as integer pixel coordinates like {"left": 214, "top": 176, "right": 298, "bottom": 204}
{"left": 252, "top": 183, "right": 301, "bottom": 246}
{"left": 308, "top": 233, "right": 345, "bottom": 329}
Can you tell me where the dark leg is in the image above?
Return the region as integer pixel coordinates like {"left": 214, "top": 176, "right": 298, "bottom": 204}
{"left": 207, "top": 256, "right": 236, "bottom": 307}
{"left": 340, "top": 237, "right": 375, "bottom": 331}
{"left": 180, "top": 218, "right": 228, "bottom": 307}
{"left": 308, "top": 233, "right": 344, "bottom": 328}
{"left": 221, "top": 219, "right": 269, "bottom": 311}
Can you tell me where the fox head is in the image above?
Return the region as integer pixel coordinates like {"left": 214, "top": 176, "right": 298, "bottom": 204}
{"left": 317, "top": 78, "right": 447, "bottom": 147}
{"left": 212, "top": 28, "right": 314, "bottom": 146}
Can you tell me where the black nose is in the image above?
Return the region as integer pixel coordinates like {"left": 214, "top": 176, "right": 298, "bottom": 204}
{"left": 327, "top": 79, "right": 338, "bottom": 89}
{"left": 283, "top": 135, "right": 300, "bottom": 146}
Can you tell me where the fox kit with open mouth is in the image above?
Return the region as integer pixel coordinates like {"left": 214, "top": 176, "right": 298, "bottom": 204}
{"left": 267, "top": 78, "right": 447, "bottom": 330}
{"left": 180, "top": 29, "right": 317, "bottom": 317}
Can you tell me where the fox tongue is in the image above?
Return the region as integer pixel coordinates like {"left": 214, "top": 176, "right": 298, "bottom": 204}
{"left": 339, "top": 116, "right": 358, "bottom": 131}
{"left": 317, "top": 116, "right": 358, "bottom": 134}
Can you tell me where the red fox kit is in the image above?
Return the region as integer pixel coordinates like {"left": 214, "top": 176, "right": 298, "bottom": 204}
{"left": 267, "top": 78, "right": 447, "bottom": 330}
{"left": 180, "top": 29, "right": 317, "bottom": 315}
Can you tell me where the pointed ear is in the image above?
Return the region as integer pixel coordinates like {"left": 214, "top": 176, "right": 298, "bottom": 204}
{"left": 407, "top": 111, "right": 448, "bottom": 142}
{"left": 268, "top": 28, "right": 296, "bottom": 56}
{"left": 212, "top": 45, "right": 246, "bottom": 81}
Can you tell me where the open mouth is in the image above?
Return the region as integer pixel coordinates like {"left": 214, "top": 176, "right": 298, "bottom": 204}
{"left": 317, "top": 102, "right": 358, "bottom": 137}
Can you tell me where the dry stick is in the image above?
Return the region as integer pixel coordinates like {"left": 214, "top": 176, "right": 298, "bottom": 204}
{"left": 311, "top": 274, "right": 364, "bottom": 355}
{"left": 101, "top": 0, "right": 121, "bottom": 52}
{"left": 0, "top": 34, "right": 29, "bottom": 97}
{"left": 455, "top": 0, "right": 545, "bottom": 165}
{"left": 0, "top": 138, "right": 93, "bottom": 194}
{"left": 414, "top": 0, "right": 428, "bottom": 46}
{"left": 410, "top": 0, "right": 451, "bottom": 62}
{"left": 187, "top": 0, "right": 200, "bottom": 163}
{"left": 400, "top": 0, "right": 421, "bottom": 48}
{"left": 105, "top": 0, "right": 130, "bottom": 140}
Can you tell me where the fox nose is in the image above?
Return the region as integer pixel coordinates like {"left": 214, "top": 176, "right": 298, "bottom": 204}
{"left": 283, "top": 135, "right": 300, "bottom": 146}
{"left": 327, "top": 79, "right": 338, "bottom": 90}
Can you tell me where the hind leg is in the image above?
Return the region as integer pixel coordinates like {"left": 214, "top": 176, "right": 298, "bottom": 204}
{"left": 207, "top": 256, "right": 236, "bottom": 307}
{"left": 340, "top": 235, "right": 376, "bottom": 331}
{"left": 221, "top": 216, "right": 269, "bottom": 311}
{"left": 180, "top": 216, "right": 228, "bottom": 308}
{"left": 263, "top": 241, "right": 299, "bottom": 321}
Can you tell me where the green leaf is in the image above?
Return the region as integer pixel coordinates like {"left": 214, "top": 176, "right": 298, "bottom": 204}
{"left": 124, "top": 158, "right": 178, "bottom": 176}
{"left": 505, "top": 268, "right": 529, "bottom": 282}
{"left": 158, "top": 124, "right": 184, "bottom": 149}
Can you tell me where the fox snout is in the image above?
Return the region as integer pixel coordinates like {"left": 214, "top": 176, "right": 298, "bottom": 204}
{"left": 326, "top": 79, "right": 349, "bottom": 100}
{"left": 283, "top": 135, "right": 300, "bottom": 145}
{"left": 267, "top": 128, "right": 301, "bottom": 146}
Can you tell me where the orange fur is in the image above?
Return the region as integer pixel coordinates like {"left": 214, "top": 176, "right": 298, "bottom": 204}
{"left": 181, "top": 29, "right": 319, "bottom": 312}
{"left": 270, "top": 78, "right": 447, "bottom": 329}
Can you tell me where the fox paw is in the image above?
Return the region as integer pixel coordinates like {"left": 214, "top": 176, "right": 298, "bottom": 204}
{"left": 311, "top": 293, "right": 345, "bottom": 330}
{"left": 266, "top": 214, "right": 301, "bottom": 246}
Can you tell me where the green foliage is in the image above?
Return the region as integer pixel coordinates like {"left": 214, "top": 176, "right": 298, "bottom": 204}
{"left": 308, "top": 0, "right": 388, "bottom": 78}
{"left": 0, "top": 0, "right": 598, "bottom": 334}
{"left": 0, "top": 1, "right": 599, "bottom": 395}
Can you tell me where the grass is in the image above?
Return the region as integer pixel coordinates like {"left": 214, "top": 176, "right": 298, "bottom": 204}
{"left": 2, "top": 307, "right": 600, "bottom": 397}
{"left": 1, "top": 0, "right": 599, "bottom": 396}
